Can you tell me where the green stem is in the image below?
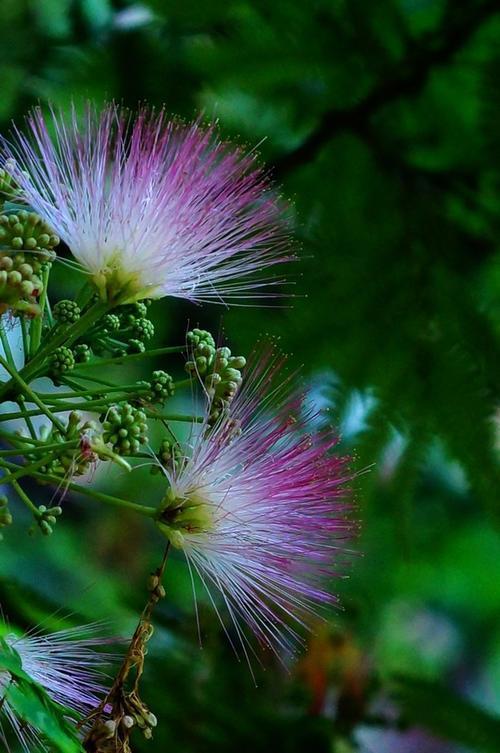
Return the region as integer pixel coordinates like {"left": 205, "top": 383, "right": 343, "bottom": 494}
{"left": 45, "top": 291, "right": 54, "bottom": 327}
{"left": 11, "top": 478, "right": 39, "bottom": 516}
{"left": 20, "top": 316, "right": 30, "bottom": 360}
{"left": 1, "top": 458, "right": 156, "bottom": 518}
{"left": 0, "top": 403, "right": 202, "bottom": 424}
{"left": 72, "top": 345, "right": 184, "bottom": 369}
{"left": 0, "top": 300, "right": 110, "bottom": 401}
{"left": 17, "top": 396, "right": 37, "bottom": 439}
{"left": 145, "top": 411, "right": 203, "bottom": 423}
{"left": 29, "top": 263, "right": 51, "bottom": 357}
{"left": 75, "top": 281, "right": 94, "bottom": 309}
{"left": 0, "top": 440, "right": 78, "bottom": 457}
{"left": 0, "top": 354, "right": 66, "bottom": 432}
{"left": 48, "top": 477, "right": 157, "bottom": 517}
{"left": 1, "top": 452, "right": 56, "bottom": 483}
{"left": 37, "top": 383, "right": 150, "bottom": 401}
{"left": 69, "top": 373, "right": 114, "bottom": 387}
{"left": 0, "top": 428, "right": 47, "bottom": 445}
{"left": 0, "top": 325, "right": 15, "bottom": 368}
{"left": 96, "top": 336, "right": 128, "bottom": 350}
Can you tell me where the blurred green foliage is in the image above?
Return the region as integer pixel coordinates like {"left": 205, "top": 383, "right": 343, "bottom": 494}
{"left": 1, "top": 1, "right": 500, "bottom": 751}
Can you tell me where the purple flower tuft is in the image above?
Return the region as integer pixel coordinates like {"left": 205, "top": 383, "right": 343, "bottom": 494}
{"left": 157, "top": 347, "right": 356, "bottom": 663}
{"left": 3, "top": 103, "right": 294, "bottom": 304}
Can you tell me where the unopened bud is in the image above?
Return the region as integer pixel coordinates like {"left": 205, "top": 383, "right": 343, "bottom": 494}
{"left": 39, "top": 520, "right": 52, "bottom": 535}
{"left": 148, "top": 574, "right": 160, "bottom": 591}
{"left": 103, "top": 719, "right": 117, "bottom": 738}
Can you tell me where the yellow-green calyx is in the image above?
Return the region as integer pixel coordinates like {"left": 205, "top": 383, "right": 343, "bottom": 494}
{"left": 93, "top": 254, "right": 160, "bottom": 306}
{"left": 157, "top": 488, "right": 214, "bottom": 548}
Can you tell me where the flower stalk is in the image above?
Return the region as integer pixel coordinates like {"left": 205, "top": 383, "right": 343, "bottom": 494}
{"left": 82, "top": 545, "right": 170, "bottom": 752}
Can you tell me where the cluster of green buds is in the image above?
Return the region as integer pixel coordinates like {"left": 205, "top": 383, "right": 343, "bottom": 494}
{"left": 27, "top": 413, "right": 134, "bottom": 484}
{"left": 53, "top": 299, "right": 81, "bottom": 325}
{"left": 145, "top": 370, "right": 175, "bottom": 405}
{"left": 101, "top": 403, "right": 148, "bottom": 456}
{"left": 185, "top": 329, "right": 246, "bottom": 424}
{"left": 0, "top": 160, "right": 21, "bottom": 202}
{"left": 33, "top": 412, "right": 98, "bottom": 477}
{"left": 185, "top": 328, "right": 216, "bottom": 375}
{"left": 33, "top": 504, "right": 63, "bottom": 536}
{"left": 73, "top": 343, "right": 92, "bottom": 363}
{"left": 112, "top": 301, "right": 155, "bottom": 355}
{"left": 0, "top": 211, "right": 59, "bottom": 317}
{"left": 49, "top": 346, "right": 75, "bottom": 381}
{"left": 0, "top": 496, "right": 13, "bottom": 539}
{"left": 69, "top": 300, "right": 155, "bottom": 361}
{"left": 151, "top": 438, "right": 183, "bottom": 475}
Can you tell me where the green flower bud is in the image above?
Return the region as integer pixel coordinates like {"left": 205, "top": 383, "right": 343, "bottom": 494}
{"left": 20, "top": 280, "right": 35, "bottom": 297}
{"left": 129, "top": 338, "right": 146, "bottom": 354}
{"left": 50, "top": 346, "right": 75, "bottom": 377}
{"left": 73, "top": 343, "right": 92, "bottom": 363}
{"left": 151, "top": 438, "right": 183, "bottom": 474}
{"left": 0, "top": 505, "right": 13, "bottom": 527}
{"left": 8, "top": 270, "right": 22, "bottom": 285}
{"left": 101, "top": 313, "right": 121, "bottom": 333}
{"left": 39, "top": 520, "right": 53, "bottom": 536}
{"left": 0, "top": 211, "right": 58, "bottom": 264}
{"left": 186, "top": 328, "right": 215, "bottom": 349}
{"left": 101, "top": 403, "right": 148, "bottom": 456}
{"left": 131, "top": 317, "right": 155, "bottom": 341}
{"left": 53, "top": 299, "right": 81, "bottom": 324}
{"left": 230, "top": 356, "right": 246, "bottom": 369}
{"left": 0, "top": 232, "right": 48, "bottom": 315}
{"left": 145, "top": 370, "right": 175, "bottom": 404}
{"left": 103, "top": 719, "right": 117, "bottom": 737}
{"left": 0, "top": 162, "right": 20, "bottom": 200}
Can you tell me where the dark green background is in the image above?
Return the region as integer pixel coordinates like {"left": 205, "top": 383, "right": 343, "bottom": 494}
{"left": 1, "top": 1, "right": 500, "bottom": 751}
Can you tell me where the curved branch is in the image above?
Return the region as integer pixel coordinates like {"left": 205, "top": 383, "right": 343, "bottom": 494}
{"left": 274, "top": 0, "right": 500, "bottom": 178}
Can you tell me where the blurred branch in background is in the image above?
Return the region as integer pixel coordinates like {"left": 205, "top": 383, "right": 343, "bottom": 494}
{"left": 274, "top": 0, "right": 500, "bottom": 177}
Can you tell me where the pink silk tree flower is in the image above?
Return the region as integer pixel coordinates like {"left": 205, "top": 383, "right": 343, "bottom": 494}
{"left": 2, "top": 104, "right": 293, "bottom": 305}
{"left": 0, "top": 622, "right": 114, "bottom": 752}
{"left": 156, "top": 349, "right": 355, "bottom": 663}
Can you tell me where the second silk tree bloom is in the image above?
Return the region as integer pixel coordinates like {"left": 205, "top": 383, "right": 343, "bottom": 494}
{"left": 157, "top": 350, "right": 355, "bottom": 660}
{"left": 0, "top": 623, "right": 113, "bottom": 752}
{"left": 2, "top": 104, "right": 292, "bottom": 305}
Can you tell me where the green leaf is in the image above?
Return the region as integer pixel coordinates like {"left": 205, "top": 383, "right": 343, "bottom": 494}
{"left": 0, "top": 638, "right": 31, "bottom": 682}
{"left": 0, "top": 638, "right": 83, "bottom": 753}
{"left": 5, "top": 679, "right": 84, "bottom": 753}
{"left": 392, "top": 674, "right": 500, "bottom": 752}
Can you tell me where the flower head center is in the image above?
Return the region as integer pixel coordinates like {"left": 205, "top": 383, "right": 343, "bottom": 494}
{"left": 157, "top": 489, "right": 214, "bottom": 548}
{"left": 93, "top": 252, "right": 160, "bottom": 305}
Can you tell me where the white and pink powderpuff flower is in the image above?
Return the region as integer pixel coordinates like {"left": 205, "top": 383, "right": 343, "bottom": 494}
{"left": 2, "top": 103, "right": 294, "bottom": 305}
{"left": 0, "top": 622, "right": 115, "bottom": 752}
{"left": 157, "top": 348, "right": 356, "bottom": 665}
